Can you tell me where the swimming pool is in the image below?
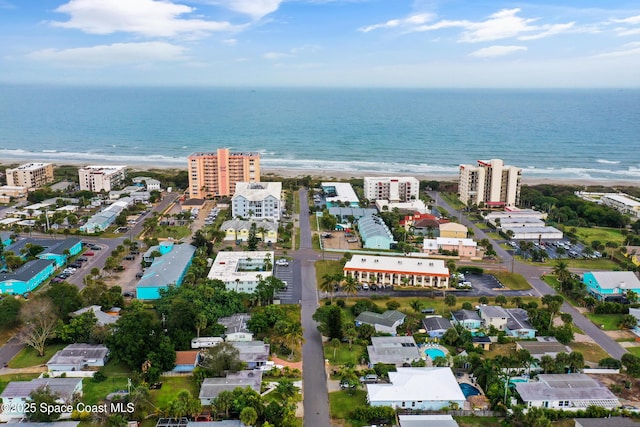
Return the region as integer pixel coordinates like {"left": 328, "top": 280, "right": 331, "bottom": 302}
{"left": 459, "top": 383, "right": 481, "bottom": 398}
{"left": 424, "top": 348, "right": 445, "bottom": 359}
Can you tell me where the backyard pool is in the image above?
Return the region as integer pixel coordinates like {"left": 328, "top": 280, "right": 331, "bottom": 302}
{"left": 424, "top": 348, "right": 445, "bottom": 359}
{"left": 459, "top": 383, "right": 481, "bottom": 398}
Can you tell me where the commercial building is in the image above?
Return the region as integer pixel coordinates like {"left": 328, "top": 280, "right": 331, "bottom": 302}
{"left": 0, "top": 185, "right": 27, "bottom": 203}
{"left": 367, "top": 336, "right": 421, "bottom": 366}
{"left": 344, "top": 255, "right": 450, "bottom": 289}
{"left": 514, "top": 374, "right": 620, "bottom": 410}
{"left": 5, "top": 163, "right": 54, "bottom": 190}
{"left": 601, "top": 193, "right": 640, "bottom": 218}
{"left": 423, "top": 237, "right": 478, "bottom": 258}
{"left": 583, "top": 271, "right": 640, "bottom": 302}
{"left": 320, "top": 182, "right": 359, "bottom": 207}
{"left": 231, "top": 182, "right": 282, "bottom": 220}
{"left": 136, "top": 242, "right": 196, "bottom": 300}
{"left": 78, "top": 165, "right": 127, "bottom": 192}
{"left": 364, "top": 177, "right": 419, "bottom": 202}
{"left": 188, "top": 149, "right": 260, "bottom": 199}
{"left": 207, "top": 251, "right": 274, "bottom": 294}
{"left": 458, "top": 159, "right": 521, "bottom": 207}
{"left": 367, "top": 367, "right": 465, "bottom": 411}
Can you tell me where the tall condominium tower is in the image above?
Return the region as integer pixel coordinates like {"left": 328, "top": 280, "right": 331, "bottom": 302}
{"left": 188, "top": 148, "right": 260, "bottom": 198}
{"left": 458, "top": 159, "right": 521, "bottom": 207}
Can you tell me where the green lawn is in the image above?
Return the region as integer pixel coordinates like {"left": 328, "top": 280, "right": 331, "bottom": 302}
{"left": 627, "top": 347, "right": 640, "bottom": 357}
{"left": 8, "top": 343, "right": 67, "bottom": 368}
{"left": 569, "top": 342, "right": 610, "bottom": 364}
{"left": 82, "top": 376, "right": 130, "bottom": 405}
{"left": 329, "top": 390, "right": 367, "bottom": 426}
{"left": 440, "top": 193, "right": 465, "bottom": 211}
{"left": 324, "top": 343, "right": 365, "bottom": 366}
{"left": 489, "top": 270, "right": 531, "bottom": 290}
{"left": 149, "top": 375, "right": 199, "bottom": 410}
{"left": 0, "top": 373, "right": 42, "bottom": 394}
{"left": 573, "top": 227, "right": 625, "bottom": 246}
{"left": 455, "top": 416, "right": 505, "bottom": 427}
{"left": 154, "top": 225, "right": 191, "bottom": 240}
{"left": 585, "top": 313, "right": 624, "bottom": 331}
{"left": 315, "top": 260, "right": 344, "bottom": 287}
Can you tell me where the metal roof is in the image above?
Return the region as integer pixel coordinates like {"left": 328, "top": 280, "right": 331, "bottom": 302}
{"left": 0, "top": 258, "right": 55, "bottom": 282}
{"left": 368, "top": 336, "right": 421, "bottom": 365}
{"left": 355, "top": 310, "right": 406, "bottom": 328}
{"left": 136, "top": 243, "right": 196, "bottom": 288}
{"left": 515, "top": 374, "right": 619, "bottom": 403}
{"left": 47, "top": 344, "right": 109, "bottom": 367}
{"left": 199, "top": 371, "right": 262, "bottom": 399}
{"left": 0, "top": 378, "right": 82, "bottom": 400}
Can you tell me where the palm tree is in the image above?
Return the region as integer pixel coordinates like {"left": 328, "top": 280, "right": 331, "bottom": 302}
{"left": 274, "top": 378, "right": 298, "bottom": 402}
{"left": 552, "top": 260, "right": 571, "bottom": 284}
{"left": 320, "top": 273, "right": 340, "bottom": 303}
{"left": 283, "top": 321, "right": 304, "bottom": 358}
{"left": 341, "top": 275, "right": 358, "bottom": 300}
{"left": 343, "top": 325, "right": 358, "bottom": 351}
{"left": 409, "top": 299, "right": 423, "bottom": 313}
{"left": 444, "top": 294, "right": 457, "bottom": 312}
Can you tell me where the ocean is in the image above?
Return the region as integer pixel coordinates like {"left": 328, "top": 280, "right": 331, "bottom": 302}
{"left": 0, "top": 85, "right": 638, "bottom": 181}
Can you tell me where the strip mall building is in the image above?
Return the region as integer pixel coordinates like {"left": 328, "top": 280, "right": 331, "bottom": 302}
{"left": 344, "top": 255, "right": 450, "bottom": 288}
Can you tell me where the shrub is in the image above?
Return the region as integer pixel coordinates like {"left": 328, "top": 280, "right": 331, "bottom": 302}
{"left": 599, "top": 357, "right": 622, "bottom": 369}
{"left": 92, "top": 370, "right": 107, "bottom": 382}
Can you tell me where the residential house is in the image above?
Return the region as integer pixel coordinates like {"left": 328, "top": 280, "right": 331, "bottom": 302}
{"left": 230, "top": 341, "right": 269, "bottom": 369}
{"left": 451, "top": 309, "right": 482, "bottom": 331}
{"left": 218, "top": 314, "right": 253, "bottom": 342}
{"left": 5, "top": 237, "right": 82, "bottom": 268}
{"left": 516, "top": 337, "right": 570, "bottom": 360}
{"left": 0, "top": 378, "right": 83, "bottom": 421}
{"left": 80, "top": 197, "right": 133, "bottom": 233}
{"left": 367, "top": 336, "right": 421, "bottom": 367}
{"left": 136, "top": 242, "right": 196, "bottom": 300}
{"left": 355, "top": 310, "right": 406, "bottom": 336}
{"left": 220, "top": 219, "right": 278, "bottom": 244}
{"left": 478, "top": 305, "right": 509, "bottom": 331}
{"left": 132, "top": 176, "right": 161, "bottom": 191}
{"left": 357, "top": 215, "right": 395, "bottom": 250}
{"left": 506, "top": 308, "right": 537, "bottom": 339}
{"left": 46, "top": 344, "right": 109, "bottom": 371}
{"left": 367, "top": 367, "right": 465, "bottom": 411}
{"left": 514, "top": 374, "right": 620, "bottom": 410}
{"left": 583, "top": 271, "right": 640, "bottom": 302}
{"left": 70, "top": 305, "right": 119, "bottom": 326}
{"left": 207, "top": 251, "right": 273, "bottom": 294}
{"left": 422, "top": 316, "right": 453, "bottom": 338}
{"left": 3, "top": 423, "right": 80, "bottom": 427}
{"left": 574, "top": 418, "right": 640, "bottom": 427}
{"left": 344, "top": 255, "right": 450, "bottom": 289}
{"left": 232, "top": 182, "right": 282, "bottom": 220}
{"left": 399, "top": 415, "right": 459, "bottom": 427}
{"left": 439, "top": 222, "right": 468, "bottom": 239}
{"left": 198, "top": 371, "right": 262, "bottom": 405}
{"left": 172, "top": 351, "right": 200, "bottom": 373}
{"left": 423, "top": 237, "right": 478, "bottom": 258}
{"left": 624, "top": 246, "right": 640, "bottom": 267}
{"left": 471, "top": 336, "right": 492, "bottom": 351}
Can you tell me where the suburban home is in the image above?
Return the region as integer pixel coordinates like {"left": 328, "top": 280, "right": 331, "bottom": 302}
{"left": 0, "top": 259, "right": 56, "bottom": 295}
{"left": 399, "top": 415, "right": 460, "bottom": 427}
{"left": 574, "top": 418, "right": 640, "bottom": 427}
{"left": 172, "top": 351, "right": 200, "bottom": 373}
{"left": 624, "top": 246, "right": 640, "bottom": 267}
{"left": 451, "top": 309, "right": 482, "bottom": 331}
{"left": 0, "top": 378, "right": 83, "bottom": 421}
{"left": 218, "top": 314, "right": 254, "bottom": 342}
{"left": 471, "top": 336, "right": 492, "bottom": 351}
{"left": 230, "top": 341, "right": 270, "bottom": 369}
{"left": 505, "top": 308, "right": 537, "bottom": 339}
{"left": 80, "top": 197, "right": 133, "bottom": 233}
{"left": 355, "top": 310, "right": 406, "bottom": 336}
{"left": 366, "top": 367, "right": 465, "bottom": 411}
{"left": 136, "top": 242, "right": 196, "bottom": 300}
{"left": 199, "top": 371, "right": 262, "bottom": 405}
{"left": 514, "top": 374, "right": 620, "bottom": 410}
{"left": 3, "top": 423, "right": 80, "bottom": 427}
{"left": 422, "top": 316, "right": 453, "bottom": 338}
{"left": 367, "top": 336, "right": 421, "bottom": 367}
{"left": 439, "top": 222, "right": 468, "bottom": 239}
{"left": 516, "top": 337, "right": 570, "bottom": 360}
{"left": 70, "top": 305, "right": 119, "bottom": 326}
{"left": 344, "top": 255, "right": 450, "bottom": 289}
{"left": 220, "top": 219, "right": 278, "bottom": 244}
{"left": 583, "top": 271, "right": 640, "bottom": 302}
{"left": 478, "top": 305, "right": 509, "bottom": 330}
{"left": 46, "top": 344, "right": 109, "bottom": 371}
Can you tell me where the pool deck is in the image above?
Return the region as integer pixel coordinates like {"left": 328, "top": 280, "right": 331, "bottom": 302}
{"left": 419, "top": 343, "right": 450, "bottom": 366}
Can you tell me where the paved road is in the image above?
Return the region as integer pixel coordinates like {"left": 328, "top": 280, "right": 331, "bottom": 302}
{"left": 431, "top": 191, "right": 627, "bottom": 359}
{"left": 0, "top": 336, "right": 24, "bottom": 367}
{"left": 296, "top": 188, "right": 331, "bottom": 427}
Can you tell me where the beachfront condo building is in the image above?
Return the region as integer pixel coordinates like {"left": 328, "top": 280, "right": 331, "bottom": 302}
{"left": 79, "top": 165, "right": 127, "bottom": 193}
{"left": 232, "top": 181, "right": 282, "bottom": 220}
{"left": 5, "top": 163, "right": 54, "bottom": 190}
{"left": 458, "top": 158, "right": 521, "bottom": 207}
{"left": 188, "top": 149, "right": 260, "bottom": 199}
{"left": 363, "top": 177, "right": 419, "bottom": 202}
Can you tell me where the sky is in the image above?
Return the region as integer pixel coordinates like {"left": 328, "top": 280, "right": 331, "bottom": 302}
{"left": 1, "top": 0, "right": 640, "bottom": 87}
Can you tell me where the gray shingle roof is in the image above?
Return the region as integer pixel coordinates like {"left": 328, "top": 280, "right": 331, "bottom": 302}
{"left": 47, "top": 344, "right": 109, "bottom": 367}
{"left": 0, "top": 258, "right": 55, "bottom": 282}
{"left": 515, "top": 374, "right": 619, "bottom": 402}
{"left": 230, "top": 341, "right": 269, "bottom": 364}
{"left": 355, "top": 310, "right": 406, "bottom": 328}
{"left": 479, "top": 305, "right": 508, "bottom": 318}
{"left": 451, "top": 309, "right": 481, "bottom": 322}
{"left": 0, "top": 378, "right": 82, "bottom": 401}
{"left": 368, "top": 336, "right": 421, "bottom": 365}
{"left": 199, "top": 371, "right": 262, "bottom": 400}
{"left": 422, "top": 316, "right": 453, "bottom": 331}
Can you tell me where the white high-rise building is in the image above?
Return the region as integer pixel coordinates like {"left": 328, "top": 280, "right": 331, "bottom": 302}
{"left": 79, "top": 166, "right": 127, "bottom": 193}
{"left": 232, "top": 182, "right": 282, "bottom": 220}
{"left": 364, "top": 177, "right": 419, "bottom": 202}
{"left": 458, "top": 159, "right": 521, "bottom": 207}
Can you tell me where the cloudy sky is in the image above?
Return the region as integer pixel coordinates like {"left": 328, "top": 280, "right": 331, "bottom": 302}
{"left": 1, "top": 0, "right": 639, "bottom": 87}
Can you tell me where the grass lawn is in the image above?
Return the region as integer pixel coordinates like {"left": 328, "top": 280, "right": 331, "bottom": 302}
{"left": 489, "top": 270, "right": 531, "bottom": 290}
{"left": 82, "top": 376, "right": 130, "bottom": 405}
{"left": 455, "top": 416, "right": 505, "bottom": 426}
{"left": 150, "top": 375, "right": 199, "bottom": 410}
{"left": 484, "top": 342, "right": 517, "bottom": 359}
{"left": 324, "top": 343, "right": 365, "bottom": 366}
{"left": 8, "top": 343, "right": 67, "bottom": 368}
{"left": 329, "top": 390, "right": 367, "bottom": 425}
{"left": 569, "top": 342, "right": 609, "bottom": 364}
{"left": 315, "top": 260, "right": 344, "bottom": 287}
{"left": 154, "top": 225, "right": 191, "bottom": 239}
{"left": 573, "top": 227, "right": 624, "bottom": 246}
{"left": 585, "top": 313, "right": 624, "bottom": 331}
{"left": 627, "top": 347, "right": 640, "bottom": 356}
{"left": 440, "top": 193, "right": 464, "bottom": 211}
{"left": 0, "top": 373, "right": 42, "bottom": 394}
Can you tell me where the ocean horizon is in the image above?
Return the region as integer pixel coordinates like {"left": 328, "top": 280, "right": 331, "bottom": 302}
{"left": 1, "top": 85, "right": 639, "bottom": 182}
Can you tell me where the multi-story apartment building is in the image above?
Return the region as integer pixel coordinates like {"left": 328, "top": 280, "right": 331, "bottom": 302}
{"left": 78, "top": 166, "right": 127, "bottom": 192}
{"left": 5, "top": 163, "right": 54, "bottom": 190}
{"left": 188, "top": 149, "right": 260, "bottom": 199}
{"left": 232, "top": 182, "right": 282, "bottom": 220}
{"left": 364, "top": 177, "right": 419, "bottom": 202}
{"left": 458, "top": 159, "right": 521, "bottom": 207}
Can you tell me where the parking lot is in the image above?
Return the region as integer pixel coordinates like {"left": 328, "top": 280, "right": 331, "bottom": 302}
{"left": 274, "top": 260, "right": 297, "bottom": 304}
{"left": 505, "top": 239, "right": 602, "bottom": 261}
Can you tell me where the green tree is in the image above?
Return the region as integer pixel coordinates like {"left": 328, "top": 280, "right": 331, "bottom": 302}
{"left": 0, "top": 297, "right": 22, "bottom": 327}
{"left": 343, "top": 324, "right": 358, "bottom": 351}
{"left": 199, "top": 342, "right": 245, "bottom": 377}
{"left": 27, "top": 386, "right": 63, "bottom": 422}
{"left": 57, "top": 311, "right": 98, "bottom": 343}
{"left": 444, "top": 294, "right": 457, "bottom": 311}
{"left": 274, "top": 378, "right": 299, "bottom": 402}
{"left": 240, "top": 406, "right": 258, "bottom": 427}
{"left": 45, "top": 281, "right": 83, "bottom": 320}
{"left": 213, "top": 390, "right": 234, "bottom": 418}
{"left": 495, "top": 295, "right": 507, "bottom": 306}
{"left": 165, "top": 390, "right": 202, "bottom": 419}
{"left": 341, "top": 275, "right": 359, "bottom": 300}
{"left": 409, "top": 299, "right": 423, "bottom": 313}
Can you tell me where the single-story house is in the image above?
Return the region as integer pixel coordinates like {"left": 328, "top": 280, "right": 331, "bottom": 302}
{"left": 4, "top": 237, "right": 82, "bottom": 268}
{"left": 136, "top": 242, "right": 196, "bottom": 300}
{"left": 355, "top": 310, "right": 406, "bottom": 336}
{"left": 516, "top": 337, "right": 570, "bottom": 359}
{"left": 423, "top": 237, "right": 478, "bottom": 258}
{"left": 218, "top": 314, "right": 253, "bottom": 342}
{"left": 583, "top": 271, "right": 640, "bottom": 302}
{"left": 367, "top": 367, "right": 465, "bottom": 411}
{"left": 172, "top": 351, "right": 200, "bottom": 373}
{"left": 422, "top": 316, "right": 453, "bottom": 338}
{"left": 46, "top": 344, "right": 109, "bottom": 371}
{"left": 451, "top": 309, "right": 482, "bottom": 331}
{"left": 367, "top": 336, "right": 421, "bottom": 367}
{"left": 439, "top": 222, "right": 468, "bottom": 239}
{"left": 0, "top": 378, "right": 83, "bottom": 421}
{"left": 0, "top": 259, "right": 56, "bottom": 295}
{"left": 70, "top": 305, "right": 119, "bottom": 326}
{"left": 505, "top": 308, "right": 537, "bottom": 339}
{"left": 472, "top": 336, "right": 492, "bottom": 351}
{"left": 199, "top": 371, "right": 262, "bottom": 405}
{"left": 231, "top": 341, "right": 270, "bottom": 369}
{"left": 514, "top": 374, "right": 620, "bottom": 410}
{"left": 399, "top": 415, "right": 459, "bottom": 427}
{"left": 574, "top": 418, "right": 640, "bottom": 427}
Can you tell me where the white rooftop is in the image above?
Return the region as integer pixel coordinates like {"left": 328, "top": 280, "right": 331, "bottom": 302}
{"left": 207, "top": 251, "right": 274, "bottom": 283}
{"left": 603, "top": 193, "right": 640, "bottom": 207}
{"left": 587, "top": 271, "right": 640, "bottom": 290}
{"left": 10, "top": 162, "right": 51, "bottom": 170}
{"left": 233, "top": 182, "right": 282, "bottom": 201}
{"left": 367, "top": 367, "right": 464, "bottom": 404}
{"left": 344, "top": 255, "right": 449, "bottom": 276}
{"left": 321, "top": 182, "right": 359, "bottom": 204}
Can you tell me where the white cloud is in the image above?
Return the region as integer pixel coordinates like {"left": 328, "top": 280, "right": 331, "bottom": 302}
{"left": 264, "top": 51, "right": 292, "bottom": 60}
{"left": 263, "top": 44, "right": 319, "bottom": 60}
{"left": 518, "top": 22, "right": 575, "bottom": 41}
{"left": 52, "top": 0, "right": 239, "bottom": 38}
{"left": 25, "top": 42, "right": 189, "bottom": 66}
{"left": 222, "top": 38, "right": 238, "bottom": 45}
{"left": 359, "top": 13, "right": 433, "bottom": 33}
{"left": 591, "top": 41, "right": 640, "bottom": 58}
{"left": 211, "top": 0, "right": 284, "bottom": 20}
{"left": 611, "top": 15, "right": 640, "bottom": 25}
{"left": 469, "top": 45, "right": 527, "bottom": 58}
{"left": 617, "top": 27, "right": 640, "bottom": 36}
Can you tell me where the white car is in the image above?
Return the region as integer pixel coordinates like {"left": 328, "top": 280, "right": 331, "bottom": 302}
{"left": 275, "top": 258, "right": 289, "bottom": 267}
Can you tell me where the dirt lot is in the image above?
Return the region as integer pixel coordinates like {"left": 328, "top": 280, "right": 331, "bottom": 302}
{"left": 320, "top": 231, "right": 361, "bottom": 251}
{"left": 596, "top": 373, "right": 640, "bottom": 406}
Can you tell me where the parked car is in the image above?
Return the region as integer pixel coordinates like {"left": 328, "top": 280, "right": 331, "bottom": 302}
{"left": 359, "top": 374, "right": 379, "bottom": 384}
{"left": 275, "top": 258, "right": 289, "bottom": 267}
{"left": 84, "top": 251, "right": 95, "bottom": 256}
{"left": 361, "top": 283, "right": 369, "bottom": 290}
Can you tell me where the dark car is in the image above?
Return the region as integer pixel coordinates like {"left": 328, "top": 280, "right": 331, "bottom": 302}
{"left": 68, "top": 263, "right": 81, "bottom": 268}
{"left": 77, "top": 256, "right": 88, "bottom": 262}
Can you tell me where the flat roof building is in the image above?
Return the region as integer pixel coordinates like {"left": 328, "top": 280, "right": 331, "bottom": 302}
{"left": 232, "top": 182, "right": 282, "bottom": 220}
{"left": 207, "top": 251, "right": 274, "bottom": 294}
{"left": 79, "top": 165, "right": 127, "bottom": 192}
{"left": 321, "top": 182, "right": 359, "bottom": 207}
{"left": 459, "top": 159, "right": 521, "bottom": 207}
{"left": 364, "top": 177, "right": 419, "bottom": 203}
{"left": 601, "top": 193, "right": 640, "bottom": 218}
{"left": 188, "top": 149, "right": 260, "bottom": 199}
{"left": 344, "top": 255, "right": 449, "bottom": 289}
{"left": 6, "top": 163, "right": 54, "bottom": 190}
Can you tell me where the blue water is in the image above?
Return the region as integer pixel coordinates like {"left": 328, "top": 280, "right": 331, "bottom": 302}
{"left": 0, "top": 86, "right": 639, "bottom": 181}
{"left": 459, "top": 383, "right": 481, "bottom": 398}
{"left": 424, "top": 348, "right": 445, "bottom": 359}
